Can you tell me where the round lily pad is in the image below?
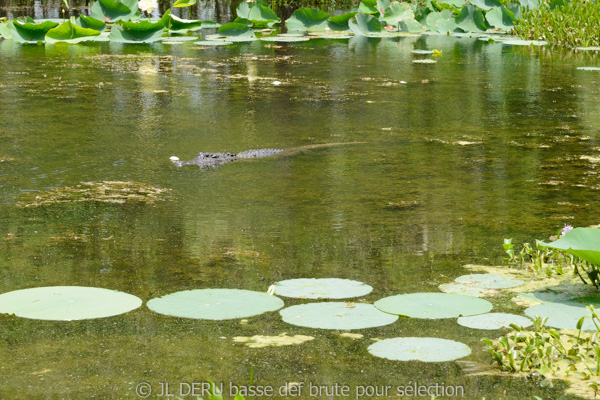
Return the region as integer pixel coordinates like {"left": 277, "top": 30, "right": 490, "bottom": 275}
{"left": 577, "top": 67, "right": 600, "bottom": 71}
{"left": 438, "top": 282, "right": 496, "bottom": 297}
{"left": 524, "top": 297, "right": 600, "bottom": 331}
{"left": 260, "top": 36, "right": 310, "bottom": 42}
{"left": 454, "top": 273, "right": 524, "bottom": 289}
{"left": 161, "top": 36, "right": 199, "bottom": 42}
{"left": 280, "top": 302, "right": 398, "bottom": 330}
{"left": 411, "top": 49, "right": 434, "bottom": 54}
{"left": 412, "top": 59, "right": 437, "bottom": 64}
{"left": 576, "top": 47, "right": 600, "bottom": 51}
{"left": 502, "top": 39, "right": 546, "bottom": 46}
{"left": 147, "top": 289, "right": 284, "bottom": 320}
{"left": 457, "top": 313, "right": 532, "bottom": 330}
{"left": 0, "top": 286, "right": 142, "bottom": 321}
{"left": 368, "top": 337, "right": 471, "bottom": 362}
{"left": 374, "top": 292, "right": 493, "bottom": 319}
{"left": 274, "top": 278, "right": 373, "bottom": 299}
{"left": 224, "top": 37, "right": 258, "bottom": 42}
{"left": 193, "top": 40, "right": 232, "bottom": 46}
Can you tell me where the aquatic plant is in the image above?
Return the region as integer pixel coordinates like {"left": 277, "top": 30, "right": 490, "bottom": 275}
{"left": 514, "top": 0, "right": 600, "bottom": 48}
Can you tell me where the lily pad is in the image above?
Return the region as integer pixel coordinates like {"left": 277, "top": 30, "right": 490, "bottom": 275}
{"left": 470, "top": 0, "right": 502, "bottom": 10}
{"left": 274, "top": 278, "right": 373, "bottom": 299}
{"left": 260, "top": 36, "right": 310, "bottom": 42}
{"left": 539, "top": 228, "right": 600, "bottom": 267}
{"left": 217, "top": 22, "right": 254, "bottom": 37}
{"left": 0, "top": 286, "right": 142, "bottom": 321}
{"left": 280, "top": 302, "right": 398, "bottom": 330}
{"left": 12, "top": 20, "right": 59, "bottom": 42}
{"left": 368, "top": 337, "right": 471, "bottom": 362}
{"left": 147, "top": 289, "right": 284, "bottom": 320}
{"left": 577, "top": 67, "right": 600, "bottom": 71}
{"left": 75, "top": 15, "right": 106, "bottom": 32}
{"left": 359, "top": 0, "right": 379, "bottom": 15}
{"left": 90, "top": 0, "right": 139, "bottom": 22}
{"left": 457, "top": 313, "right": 532, "bottom": 330}
{"left": 161, "top": 10, "right": 203, "bottom": 33}
{"left": 193, "top": 40, "right": 233, "bottom": 46}
{"left": 424, "top": 10, "right": 457, "bottom": 33}
{"left": 438, "top": 282, "right": 497, "bottom": 297}
{"left": 45, "top": 17, "right": 101, "bottom": 43}
{"left": 524, "top": 297, "right": 600, "bottom": 331}
{"left": 412, "top": 59, "right": 437, "bottom": 63}
{"left": 502, "top": 39, "right": 546, "bottom": 46}
{"left": 374, "top": 292, "right": 493, "bottom": 319}
{"left": 286, "top": 8, "right": 330, "bottom": 31}
{"left": 454, "top": 273, "right": 524, "bottom": 289}
{"left": 349, "top": 13, "right": 383, "bottom": 36}
{"left": 327, "top": 12, "right": 357, "bottom": 31}
{"left": 235, "top": 0, "right": 280, "bottom": 27}
{"left": 411, "top": 49, "right": 434, "bottom": 54}
{"left": 455, "top": 5, "right": 487, "bottom": 33}
{"left": 382, "top": 1, "right": 414, "bottom": 25}
{"left": 485, "top": 5, "right": 516, "bottom": 31}
{"left": 109, "top": 20, "right": 165, "bottom": 43}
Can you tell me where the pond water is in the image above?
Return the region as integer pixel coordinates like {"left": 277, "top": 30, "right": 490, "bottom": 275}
{"left": 1, "top": 27, "right": 600, "bottom": 400}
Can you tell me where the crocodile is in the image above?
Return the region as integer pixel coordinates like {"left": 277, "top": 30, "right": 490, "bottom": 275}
{"left": 170, "top": 143, "right": 360, "bottom": 169}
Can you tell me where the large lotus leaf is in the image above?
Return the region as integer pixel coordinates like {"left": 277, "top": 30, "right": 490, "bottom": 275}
{"left": 436, "top": 0, "right": 467, "bottom": 6}
{"left": 45, "top": 17, "right": 101, "bottom": 43}
{"left": 75, "top": 15, "right": 106, "bottom": 32}
{"left": 161, "top": 10, "right": 203, "bottom": 32}
{"left": 109, "top": 20, "right": 165, "bottom": 42}
{"left": 359, "top": 0, "right": 379, "bottom": 14}
{"left": 349, "top": 13, "right": 383, "bottom": 36}
{"left": 327, "top": 12, "right": 357, "bottom": 31}
{"left": 0, "top": 21, "right": 13, "bottom": 40}
{"left": 274, "top": 278, "right": 373, "bottom": 299}
{"left": 368, "top": 337, "right": 471, "bottom": 362}
{"left": 485, "top": 5, "right": 516, "bottom": 30}
{"left": 434, "top": 10, "right": 458, "bottom": 32}
{"left": 0, "top": 286, "right": 142, "bottom": 321}
{"left": 236, "top": 1, "right": 280, "bottom": 25}
{"left": 400, "top": 18, "right": 425, "bottom": 32}
{"left": 457, "top": 313, "right": 532, "bottom": 330}
{"left": 12, "top": 20, "right": 59, "bottom": 42}
{"left": 147, "top": 289, "right": 284, "bottom": 320}
{"left": 286, "top": 8, "right": 330, "bottom": 31}
{"left": 455, "top": 4, "right": 487, "bottom": 32}
{"left": 90, "top": 0, "right": 139, "bottom": 22}
{"left": 375, "top": 292, "right": 493, "bottom": 319}
{"left": 469, "top": 0, "right": 501, "bottom": 10}
{"left": 539, "top": 228, "right": 600, "bottom": 267}
{"left": 280, "top": 302, "right": 398, "bottom": 330}
{"left": 518, "top": 0, "right": 539, "bottom": 8}
{"left": 454, "top": 273, "right": 524, "bottom": 289}
{"left": 525, "top": 297, "right": 600, "bottom": 331}
{"left": 382, "top": 2, "right": 414, "bottom": 25}
{"left": 377, "top": 0, "right": 391, "bottom": 14}
{"left": 217, "top": 22, "right": 255, "bottom": 37}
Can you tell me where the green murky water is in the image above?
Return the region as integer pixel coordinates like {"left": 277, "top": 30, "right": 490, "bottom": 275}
{"left": 1, "top": 33, "right": 600, "bottom": 400}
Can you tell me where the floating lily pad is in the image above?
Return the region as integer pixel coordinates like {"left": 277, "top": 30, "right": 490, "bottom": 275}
{"left": 260, "top": 36, "right": 310, "bottom": 42}
{"left": 193, "top": 40, "right": 233, "bottom": 46}
{"left": 502, "top": 39, "right": 546, "bottom": 46}
{"left": 109, "top": 20, "right": 165, "bottom": 43}
{"left": 147, "top": 289, "right": 284, "bottom": 320}
{"left": 45, "top": 17, "right": 101, "bottom": 44}
{"left": 455, "top": 273, "right": 524, "bottom": 289}
{"left": 223, "top": 36, "right": 258, "bottom": 42}
{"left": 368, "top": 337, "right": 471, "bottom": 362}
{"left": 274, "top": 278, "right": 373, "bottom": 299}
{"left": 280, "top": 302, "right": 398, "bottom": 330}
{"left": 411, "top": 49, "right": 434, "bottom": 54}
{"left": 160, "top": 36, "right": 198, "bottom": 42}
{"left": 375, "top": 293, "right": 493, "bottom": 319}
{"left": 0, "top": 286, "right": 142, "bottom": 321}
{"left": 161, "top": 10, "right": 203, "bottom": 33}
{"left": 524, "top": 297, "right": 600, "bottom": 331}
{"left": 577, "top": 67, "right": 600, "bottom": 71}
{"left": 438, "top": 282, "right": 496, "bottom": 297}
{"left": 457, "top": 313, "right": 532, "bottom": 330}
{"left": 576, "top": 47, "right": 600, "bottom": 51}
{"left": 308, "top": 33, "right": 353, "bottom": 39}
{"left": 412, "top": 59, "right": 437, "bottom": 64}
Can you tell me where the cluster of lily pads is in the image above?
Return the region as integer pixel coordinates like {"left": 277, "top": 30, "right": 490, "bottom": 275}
{"left": 0, "top": 274, "right": 538, "bottom": 364}
{"left": 0, "top": 0, "right": 556, "bottom": 45}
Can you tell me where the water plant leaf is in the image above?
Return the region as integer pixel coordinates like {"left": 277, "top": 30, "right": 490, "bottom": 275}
{"left": 501, "top": 39, "right": 546, "bottom": 45}
{"left": 368, "top": 337, "right": 471, "bottom": 362}
{"left": 435, "top": 0, "right": 466, "bottom": 7}
{"left": 577, "top": 67, "right": 600, "bottom": 71}
{"left": 236, "top": 0, "right": 280, "bottom": 26}
{"left": 524, "top": 297, "right": 600, "bottom": 331}
{"left": 457, "top": 313, "right": 532, "bottom": 330}
{"left": 12, "top": 20, "right": 59, "bottom": 42}
{"left": 273, "top": 278, "right": 373, "bottom": 299}
{"left": 109, "top": 19, "right": 165, "bottom": 43}
{"left": 160, "top": 10, "right": 203, "bottom": 32}
{"left": 382, "top": 2, "right": 414, "bottom": 25}
{"left": 377, "top": 0, "right": 391, "bottom": 14}
{"left": 454, "top": 273, "right": 524, "bottom": 289}
{"left": 217, "top": 22, "right": 254, "bottom": 37}
{"left": 0, "top": 20, "right": 14, "bottom": 40}
{"left": 455, "top": 5, "right": 487, "bottom": 32}
{"left": 193, "top": 40, "right": 233, "bottom": 46}
{"left": 359, "top": 0, "right": 379, "bottom": 14}
{"left": 147, "top": 289, "right": 284, "bottom": 320}
{"left": 286, "top": 8, "right": 330, "bottom": 31}
{"left": 90, "top": 0, "right": 139, "bottom": 22}
{"left": 518, "top": 0, "right": 539, "bottom": 8}
{"left": 438, "top": 282, "right": 497, "bottom": 297}
{"left": 75, "top": 15, "right": 106, "bottom": 32}
{"left": 173, "top": 0, "right": 196, "bottom": 8}
{"left": 469, "top": 0, "right": 501, "bottom": 10}
{"left": 0, "top": 286, "right": 142, "bottom": 321}
{"left": 484, "top": 5, "right": 516, "bottom": 30}
{"left": 539, "top": 228, "right": 600, "bottom": 267}
{"left": 45, "top": 17, "right": 101, "bottom": 43}
{"left": 400, "top": 18, "right": 425, "bottom": 32}
{"left": 374, "top": 292, "right": 493, "bottom": 319}
{"left": 349, "top": 13, "right": 383, "bottom": 35}
{"left": 327, "top": 12, "right": 357, "bottom": 31}
{"left": 280, "top": 302, "right": 398, "bottom": 330}
{"left": 425, "top": 9, "right": 457, "bottom": 33}
{"left": 259, "top": 36, "right": 310, "bottom": 42}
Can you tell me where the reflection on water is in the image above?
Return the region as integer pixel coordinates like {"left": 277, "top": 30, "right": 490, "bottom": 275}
{"left": 0, "top": 34, "right": 599, "bottom": 399}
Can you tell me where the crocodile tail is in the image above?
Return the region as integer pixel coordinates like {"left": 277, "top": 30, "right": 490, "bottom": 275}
{"left": 236, "top": 148, "right": 284, "bottom": 159}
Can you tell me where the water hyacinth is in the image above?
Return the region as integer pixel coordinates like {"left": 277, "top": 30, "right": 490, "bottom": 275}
{"left": 560, "top": 224, "right": 574, "bottom": 237}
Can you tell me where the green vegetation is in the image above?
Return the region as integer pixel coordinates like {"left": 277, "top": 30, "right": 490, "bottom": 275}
{"left": 514, "top": 0, "right": 600, "bottom": 48}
